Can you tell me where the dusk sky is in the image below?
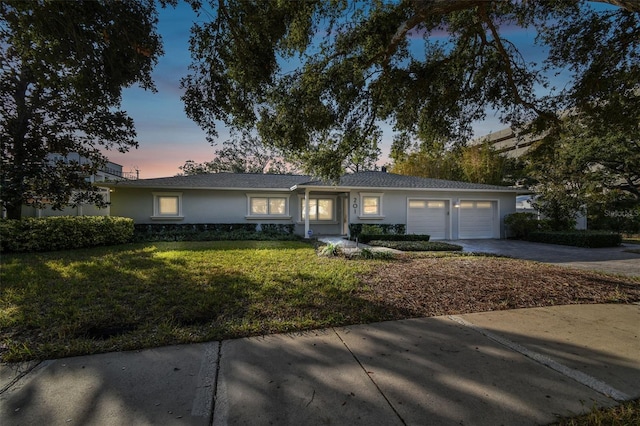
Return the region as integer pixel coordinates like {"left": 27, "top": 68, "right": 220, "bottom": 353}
{"left": 107, "top": 2, "right": 588, "bottom": 179}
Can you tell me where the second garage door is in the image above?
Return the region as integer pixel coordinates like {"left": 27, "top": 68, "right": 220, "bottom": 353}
{"left": 407, "top": 199, "right": 448, "bottom": 240}
{"left": 458, "top": 201, "right": 496, "bottom": 239}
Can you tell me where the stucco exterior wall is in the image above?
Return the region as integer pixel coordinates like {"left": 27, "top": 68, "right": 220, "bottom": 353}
{"left": 346, "top": 189, "right": 516, "bottom": 239}
{"left": 109, "top": 186, "right": 516, "bottom": 239}
{"left": 110, "top": 187, "right": 297, "bottom": 225}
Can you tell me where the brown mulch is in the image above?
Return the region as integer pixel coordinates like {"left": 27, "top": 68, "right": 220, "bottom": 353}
{"left": 359, "top": 255, "right": 640, "bottom": 318}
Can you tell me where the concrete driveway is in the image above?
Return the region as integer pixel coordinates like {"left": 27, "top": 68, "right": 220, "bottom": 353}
{"left": 454, "top": 239, "right": 640, "bottom": 277}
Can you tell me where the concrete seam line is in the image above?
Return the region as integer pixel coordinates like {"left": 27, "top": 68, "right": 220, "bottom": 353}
{"left": 190, "top": 342, "right": 219, "bottom": 421}
{"left": 448, "top": 316, "right": 631, "bottom": 402}
{"left": 0, "top": 360, "right": 46, "bottom": 395}
{"left": 208, "top": 341, "right": 224, "bottom": 426}
{"left": 332, "top": 328, "right": 407, "bottom": 426}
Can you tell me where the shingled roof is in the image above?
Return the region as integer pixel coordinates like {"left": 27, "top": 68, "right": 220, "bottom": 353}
{"left": 105, "top": 173, "right": 313, "bottom": 189}
{"left": 296, "top": 171, "right": 516, "bottom": 192}
{"left": 105, "top": 171, "right": 516, "bottom": 192}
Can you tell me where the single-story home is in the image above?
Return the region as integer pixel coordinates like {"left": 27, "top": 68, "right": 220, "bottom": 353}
{"left": 103, "top": 171, "right": 519, "bottom": 240}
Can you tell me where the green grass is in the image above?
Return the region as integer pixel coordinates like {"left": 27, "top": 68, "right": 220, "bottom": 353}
{"left": 551, "top": 398, "right": 640, "bottom": 425}
{"left": 0, "top": 240, "right": 392, "bottom": 362}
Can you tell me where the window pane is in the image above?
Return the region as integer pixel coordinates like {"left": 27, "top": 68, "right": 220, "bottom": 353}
{"left": 251, "top": 198, "right": 268, "bottom": 214}
{"left": 318, "top": 199, "right": 333, "bottom": 220}
{"left": 460, "top": 201, "right": 474, "bottom": 209}
{"left": 427, "top": 201, "right": 445, "bottom": 208}
{"left": 301, "top": 199, "right": 318, "bottom": 220}
{"left": 159, "top": 196, "right": 179, "bottom": 215}
{"left": 363, "top": 196, "right": 379, "bottom": 215}
{"left": 269, "top": 198, "right": 286, "bottom": 215}
{"left": 409, "top": 200, "right": 426, "bottom": 208}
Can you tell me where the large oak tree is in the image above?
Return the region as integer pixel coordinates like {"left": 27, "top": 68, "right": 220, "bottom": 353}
{"left": 182, "top": 0, "right": 639, "bottom": 180}
{"left": 1, "top": 0, "right": 164, "bottom": 219}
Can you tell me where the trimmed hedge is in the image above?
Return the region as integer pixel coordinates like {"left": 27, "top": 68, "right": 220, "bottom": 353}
{"left": 357, "top": 233, "right": 430, "bottom": 244}
{"left": 349, "top": 223, "right": 406, "bottom": 238}
{"left": 133, "top": 223, "right": 299, "bottom": 242}
{"left": 368, "top": 240, "right": 461, "bottom": 251}
{"left": 0, "top": 216, "right": 134, "bottom": 253}
{"left": 527, "top": 231, "right": 622, "bottom": 248}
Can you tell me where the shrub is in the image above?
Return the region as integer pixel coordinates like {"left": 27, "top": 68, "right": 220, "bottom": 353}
{"left": 358, "top": 233, "right": 430, "bottom": 244}
{"left": 368, "top": 240, "right": 462, "bottom": 251}
{"left": 504, "top": 212, "right": 549, "bottom": 239}
{"left": 132, "top": 223, "right": 300, "bottom": 242}
{"left": 355, "top": 248, "right": 395, "bottom": 260}
{"left": 349, "top": 223, "right": 406, "bottom": 238}
{"left": 0, "top": 216, "right": 134, "bottom": 253}
{"left": 260, "top": 224, "right": 296, "bottom": 235}
{"left": 318, "top": 242, "right": 340, "bottom": 257}
{"left": 527, "top": 231, "right": 622, "bottom": 248}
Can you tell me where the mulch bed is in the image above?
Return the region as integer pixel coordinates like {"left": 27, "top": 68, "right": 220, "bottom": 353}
{"left": 359, "top": 255, "right": 640, "bottom": 318}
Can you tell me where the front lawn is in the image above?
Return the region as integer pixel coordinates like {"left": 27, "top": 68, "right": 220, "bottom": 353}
{"left": 1, "top": 240, "right": 639, "bottom": 362}
{"left": 0, "top": 241, "right": 381, "bottom": 361}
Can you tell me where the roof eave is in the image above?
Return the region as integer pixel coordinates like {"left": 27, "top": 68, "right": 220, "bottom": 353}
{"left": 104, "top": 183, "right": 295, "bottom": 192}
{"left": 293, "top": 184, "right": 520, "bottom": 193}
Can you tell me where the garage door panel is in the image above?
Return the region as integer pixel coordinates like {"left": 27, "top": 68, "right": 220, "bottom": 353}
{"left": 459, "top": 201, "right": 496, "bottom": 239}
{"left": 407, "top": 199, "right": 447, "bottom": 240}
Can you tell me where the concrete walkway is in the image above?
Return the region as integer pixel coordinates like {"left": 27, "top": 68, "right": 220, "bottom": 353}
{"left": 2, "top": 304, "right": 639, "bottom": 425}
{"left": 454, "top": 239, "right": 640, "bottom": 277}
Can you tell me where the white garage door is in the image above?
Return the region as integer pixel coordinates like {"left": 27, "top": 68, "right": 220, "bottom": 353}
{"left": 407, "top": 199, "right": 447, "bottom": 240}
{"left": 459, "top": 201, "right": 496, "bottom": 239}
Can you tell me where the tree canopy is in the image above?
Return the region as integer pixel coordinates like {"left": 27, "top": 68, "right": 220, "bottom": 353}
{"left": 1, "top": 0, "right": 163, "bottom": 219}
{"left": 181, "top": 0, "right": 640, "bottom": 180}
{"left": 179, "top": 134, "right": 295, "bottom": 175}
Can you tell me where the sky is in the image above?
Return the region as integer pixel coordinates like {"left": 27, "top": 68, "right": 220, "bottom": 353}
{"left": 106, "top": 2, "right": 570, "bottom": 179}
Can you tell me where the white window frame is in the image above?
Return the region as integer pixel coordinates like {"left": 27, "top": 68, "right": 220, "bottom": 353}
{"left": 297, "top": 195, "right": 337, "bottom": 223}
{"left": 359, "top": 192, "right": 384, "bottom": 219}
{"left": 246, "top": 194, "right": 291, "bottom": 219}
{"left": 152, "top": 192, "right": 183, "bottom": 219}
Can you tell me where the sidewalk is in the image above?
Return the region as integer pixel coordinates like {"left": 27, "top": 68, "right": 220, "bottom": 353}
{"left": 1, "top": 304, "right": 639, "bottom": 425}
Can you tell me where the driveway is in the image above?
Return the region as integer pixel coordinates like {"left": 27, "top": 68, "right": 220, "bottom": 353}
{"left": 454, "top": 239, "right": 640, "bottom": 277}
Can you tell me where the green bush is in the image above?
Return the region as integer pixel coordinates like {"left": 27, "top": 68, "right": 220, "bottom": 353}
{"left": 260, "top": 224, "right": 296, "bottom": 235}
{"left": 0, "top": 216, "right": 134, "bottom": 253}
{"left": 358, "top": 233, "right": 430, "bottom": 244}
{"left": 132, "top": 223, "right": 300, "bottom": 242}
{"left": 355, "top": 248, "right": 395, "bottom": 260}
{"left": 527, "top": 231, "right": 622, "bottom": 248}
{"left": 349, "top": 223, "right": 406, "bottom": 238}
{"left": 368, "top": 240, "right": 462, "bottom": 251}
{"left": 504, "top": 212, "right": 549, "bottom": 239}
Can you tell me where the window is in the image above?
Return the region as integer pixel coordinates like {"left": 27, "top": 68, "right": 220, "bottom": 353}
{"left": 247, "top": 195, "right": 290, "bottom": 217}
{"left": 152, "top": 192, "right": 183, "bottom": 219}
{"left": 409, "top": 200, "right": 446, "bottom": 209}
{"left": 300, "top": 198, "right": 335, "bottom": 221}
{"left": 159, "top": 196, "right": 179, "bottom": 215}
{"left": 428, "top": 201, "right": 446, "bottom": 208}
{"left": 360, "top": 193, "right": 383, "bottom": 217}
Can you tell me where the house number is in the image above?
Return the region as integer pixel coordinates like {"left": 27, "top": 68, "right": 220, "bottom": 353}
{"left": 352, "top": 197, "right": 358, "bottom": 214}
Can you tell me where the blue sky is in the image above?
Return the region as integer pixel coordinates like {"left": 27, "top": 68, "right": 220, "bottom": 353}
{"left": 108, "top": 1, "right": 580, "bottom": 178}
{"left": 108, "top": 3, "right": 214, "bottom": 178}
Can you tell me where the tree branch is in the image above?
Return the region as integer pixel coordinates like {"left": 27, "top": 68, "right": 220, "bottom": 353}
{"left": 380, "top": 0, "right": 482, "bottom": 68}
{"left": 478, "top": 4, "right": 559, "bottom": 123}
{"left": 597, "top": 0, "right": 640, "bottom": 13}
